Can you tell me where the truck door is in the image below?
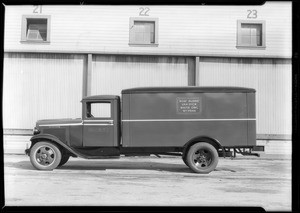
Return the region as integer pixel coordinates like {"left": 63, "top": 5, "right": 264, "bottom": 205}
{"left": 83, "top": 100, "right": 115, "bottom": 147}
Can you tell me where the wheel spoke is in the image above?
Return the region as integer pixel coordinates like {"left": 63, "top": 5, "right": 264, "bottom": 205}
{"left": 43, "top": 158, "right": 48, "bottom": 165}
{"left": 192, "top": 152, "right": 200, "bottom": 161}
{"left": 36, "top": 152, "right": 43, "bottom": 164}
{"left": 47, "top": 154, "right": 55, "bottom": 164}
{"left": 38, "top": 158, "right": 46, "bottom": 165}
{"left": 201, "top": 159, "right": 208, "bottom": 167}
{"left": 36, "top": 152, "right": 42, "bottom": 159}
{"left": 47, "top": 149, "right": 54, "bottom": 155}
{"left": 40, "top": 147, "right": 47, "bottom": 154}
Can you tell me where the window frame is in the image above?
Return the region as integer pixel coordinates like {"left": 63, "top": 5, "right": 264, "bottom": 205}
{"left": 85, "top": 101, "right": 113, "bottom": 120}
{"left": 236, "top": 20, "right": 266, "bottom": 49}
{"left": 21, "top": 15, "right": 51, "bottom": 43}
{"left": 129, "top": 17, "right": 159, "bottom": 46}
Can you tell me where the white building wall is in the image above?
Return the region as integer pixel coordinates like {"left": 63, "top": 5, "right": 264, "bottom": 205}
{"left": 3, "top": 53, "right": 84, "bottom": 129}
{"left": 91, "top": 55, "right": 189, "bottom": 96}
{"left": 4, "top": 2, "right": 291, "bottom": 58}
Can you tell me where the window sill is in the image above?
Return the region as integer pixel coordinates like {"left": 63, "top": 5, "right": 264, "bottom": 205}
{"left": 236, "top": 45, "right": 266, "bottom": 49}
{"left": 129, "top": 43, "right": 159, "bottom": 47}
{"left": 20, "top": 40, "right": 50, "bottom": 44}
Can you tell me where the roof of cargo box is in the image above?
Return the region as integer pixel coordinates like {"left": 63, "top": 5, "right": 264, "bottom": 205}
{"left": 122, "top": 87, "right": 256, "bottom": 94}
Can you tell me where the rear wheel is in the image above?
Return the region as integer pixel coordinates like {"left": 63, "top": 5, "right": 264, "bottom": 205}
{"left": 186, "top": 142, "right": 219, "bottom": 174}
{"left": 30, "top": 141, "right": 62, "bottom": 170}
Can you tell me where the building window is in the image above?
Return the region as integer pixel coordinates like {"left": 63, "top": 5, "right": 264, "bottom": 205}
{"left": 129, "top": 18, "right": 158, "bottom": 46}
{"left": 21, "top": 15, "right": 51, "bottom": 42}
{"left": 237, "top": 20, "right": 265, "bottom": 48}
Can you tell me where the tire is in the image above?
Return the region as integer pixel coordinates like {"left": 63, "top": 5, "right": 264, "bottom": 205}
{"left": 58, "top": 154, "right": 70, "bottom": 167}
{"left": 29, "top": 141, "right": 62, "bottom": 170}
{"left": 186, "top": 142, "right": 219, "bottom": 174}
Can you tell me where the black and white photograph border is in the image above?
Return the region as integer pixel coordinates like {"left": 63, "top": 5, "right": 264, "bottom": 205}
{"left": 2, "top": 0, "right": 297, "bottom": 212}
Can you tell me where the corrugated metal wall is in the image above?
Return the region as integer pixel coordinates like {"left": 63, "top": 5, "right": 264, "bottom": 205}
{"left": 3, "top": 53, "right": 85, "bottom": 129}
{"left": 198, "top": 57, "right": 291, "bottom": 135}
{"left": 3, "top": 53, "right": 292, "bottom": 136}
{"left": 91, "top": 55, "right": 189, "bottom": 96}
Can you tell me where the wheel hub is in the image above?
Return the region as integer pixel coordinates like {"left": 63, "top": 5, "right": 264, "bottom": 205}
{"left": 193, "top": 149, "right": 211, "bottom": 168}
{"left": 35, "top": 146, "right": 55, "bottom": 166}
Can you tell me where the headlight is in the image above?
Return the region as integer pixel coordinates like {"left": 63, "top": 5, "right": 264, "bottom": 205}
{"left": 33, "top": 127, "right": 40, "bottom": 135}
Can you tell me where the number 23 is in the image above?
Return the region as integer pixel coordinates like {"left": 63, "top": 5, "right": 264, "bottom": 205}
{"left": 247, "top": 10, "right": 257, "bottom": 19}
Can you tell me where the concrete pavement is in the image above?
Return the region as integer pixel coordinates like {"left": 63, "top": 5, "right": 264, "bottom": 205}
{"left": 4, "top": 154, "right": 291, "bottom": 210}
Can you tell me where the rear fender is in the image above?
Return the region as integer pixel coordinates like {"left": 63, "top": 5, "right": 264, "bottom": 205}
{"left": 183, "top": 136, "right": 222, "bottom": 157}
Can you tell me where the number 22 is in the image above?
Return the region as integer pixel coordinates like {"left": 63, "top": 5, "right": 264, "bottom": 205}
{"left": 139, "top": 7, "right": 150, "bottom": 16}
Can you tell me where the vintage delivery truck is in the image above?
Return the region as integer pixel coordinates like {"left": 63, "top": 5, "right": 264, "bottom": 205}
{"left": 25, "top": 87, "right": 263, "bottom": 173}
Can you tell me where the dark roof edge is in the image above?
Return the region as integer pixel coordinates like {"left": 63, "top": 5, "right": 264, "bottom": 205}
{"left": 82, "top": 95, "right": 120, "bottom": 101}
{"left": 122, "top": 87, "right": 256, "bottom": 94}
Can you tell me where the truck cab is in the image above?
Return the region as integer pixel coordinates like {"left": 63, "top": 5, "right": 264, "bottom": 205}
{"left": 81, "top": 95, "right": 120, "bottom": 147}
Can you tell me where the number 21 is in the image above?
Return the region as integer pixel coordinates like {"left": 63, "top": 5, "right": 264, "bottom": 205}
{"left": 33, "top": 5, "right": 42, "bottom": 14}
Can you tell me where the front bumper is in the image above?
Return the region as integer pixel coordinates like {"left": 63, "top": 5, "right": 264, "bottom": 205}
{"left": 25, "top": 148, "right": 30, "bottom": 156}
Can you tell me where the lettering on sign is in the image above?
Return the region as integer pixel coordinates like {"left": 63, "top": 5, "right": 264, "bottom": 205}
{"left": 176, "top": 97, "right": 202, "bottom": 114}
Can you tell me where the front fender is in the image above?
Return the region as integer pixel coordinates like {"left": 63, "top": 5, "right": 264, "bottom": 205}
{"left": 31, "top": 134, "right": 63, "bottom": 144}
{"left": 29, "top": 134, "right": 84, "bottom": 158}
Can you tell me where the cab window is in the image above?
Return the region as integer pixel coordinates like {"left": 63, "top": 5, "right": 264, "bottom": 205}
{"left": 86, "top": 102, "right": 111, "bottom": 118}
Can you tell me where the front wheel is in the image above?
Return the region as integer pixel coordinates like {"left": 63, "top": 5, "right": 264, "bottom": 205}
{"left": 186, "top": 142, "right": 219, "bottom": 174}
{"left": 29, "top": 141, "right": 62, "bottom": 170}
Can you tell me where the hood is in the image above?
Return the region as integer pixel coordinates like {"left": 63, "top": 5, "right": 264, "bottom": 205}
{"left": 36, "top": 118, "right": 82, "bottom": 126}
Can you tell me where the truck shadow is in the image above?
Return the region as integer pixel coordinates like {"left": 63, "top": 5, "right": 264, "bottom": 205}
{"left": 59, "top": 161, "right": 238, "bottom": 173}
{"left": 59, "top": 161, "right": 193, "bottom": 173}
{"left": 5, "top": 161, "right": 37, "bottom": 171}
{"left": 7, "top": 159, "right": 237, "bottom": 173}
{"left": 7, "top": 160, "right": 193, "bottom": 173}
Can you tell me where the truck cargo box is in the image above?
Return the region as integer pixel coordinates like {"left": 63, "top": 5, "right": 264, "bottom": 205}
{"left": 121, "top": 87, "right": 256, "bottom": 148}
